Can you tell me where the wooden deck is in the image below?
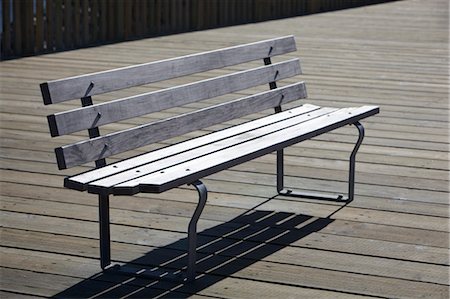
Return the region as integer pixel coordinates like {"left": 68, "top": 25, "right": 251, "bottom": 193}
{"left": 1, "top": 0, "right": 448, "bottom": 298}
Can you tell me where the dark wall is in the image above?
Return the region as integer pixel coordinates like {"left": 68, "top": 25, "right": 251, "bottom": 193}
{"left": 1, "top": 0, "right": 396, "bottom": 60}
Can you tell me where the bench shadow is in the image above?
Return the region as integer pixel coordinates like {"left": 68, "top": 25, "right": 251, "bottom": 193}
{"left": 53, "top": 201, "right": 338, "bottom": 298}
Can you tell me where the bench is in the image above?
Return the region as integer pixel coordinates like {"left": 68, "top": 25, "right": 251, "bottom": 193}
{"left": 40, "top": 36, "right": 379, "bottom": 282}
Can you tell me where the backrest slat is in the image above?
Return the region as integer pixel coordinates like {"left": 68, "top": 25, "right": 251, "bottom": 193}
{"left": 48, "top": 59, "right": 301, "bottom": 137}
{"left": 40, "top": 36, "right": 296, "bottom": 104}
{"left": 55, "top": 82, "right": 307, "bottom": 169}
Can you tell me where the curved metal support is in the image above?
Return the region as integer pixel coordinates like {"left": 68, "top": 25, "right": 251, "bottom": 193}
{"left": 277, "top": 121, "right": 365, "bottom": 202}
{"left": 186, "top": 180, "right": 208, "bottom": 281}
{"left": 101, "top": 181, "right": 208, "bottom": 283}
{"left": 348, "top": 121, "right": 365, "bottom": 202}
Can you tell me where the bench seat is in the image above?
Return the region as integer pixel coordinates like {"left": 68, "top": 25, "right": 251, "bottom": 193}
{"left": 66, "top": 104, "right": 378, "bottom": 196}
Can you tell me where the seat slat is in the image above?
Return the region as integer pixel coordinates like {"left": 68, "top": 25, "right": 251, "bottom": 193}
{"left": 40, "top": 36, "right": 296, "bottom": 104}
{"left": 48, "top": 59, "right": 301, "bottom": 137}
{"left": 86, "top": 107, "right": 335, "bottom": 195}
{"left": 56, "top": 82, "right": 307, "bottom": 170}
{"left": 65, "top": 103, "right": 321, "bottom": 191}
{"left": 112, "top": 106, "right": 379, "bottom": 194}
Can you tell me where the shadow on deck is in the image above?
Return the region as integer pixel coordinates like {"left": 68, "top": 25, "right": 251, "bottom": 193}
{"left": 53, "top": 201, "right": 340, "bottom": 298}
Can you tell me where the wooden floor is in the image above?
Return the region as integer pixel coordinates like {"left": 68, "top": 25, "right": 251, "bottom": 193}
{"left": 1, "top": 0, "right": 449, "bottom": 298}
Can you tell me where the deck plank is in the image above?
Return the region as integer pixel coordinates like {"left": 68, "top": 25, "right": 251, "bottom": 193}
{"left": 1, "top": 0, "right": 448, "bottom": 297}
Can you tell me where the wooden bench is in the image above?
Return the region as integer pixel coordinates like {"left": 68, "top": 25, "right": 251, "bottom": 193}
{"left": 40, "top": 36, "right": 379, "bottom": 282}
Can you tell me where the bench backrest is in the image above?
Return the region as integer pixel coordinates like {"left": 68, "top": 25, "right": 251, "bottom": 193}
{"left": 41, "top": 36, "right": 307, "bottom": 170}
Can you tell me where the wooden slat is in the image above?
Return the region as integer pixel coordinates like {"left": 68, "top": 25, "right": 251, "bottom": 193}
{"left": 86, "top": 107, "right": 334, "bottom": 194}
{"left": 100, "top": 0, "right": 107, "bottom": 41}
{"left": 91, "top": 0, "right": 99, "bottom": 43}
{"left": 55, "top": 82, "right": 307, "bottom": 169}
{"left": 55, "top": 0, "right": 63, "bottom": 49}
{"left": 148, "top": 0, "right": 156, "bottom": 35}
{"left": 155, "top": 0, "right": 162, "bottom": 33}
{"left": 65, "top": 104, "right": 321, "bottom": 190}
{"left": 113, "top": 105, "right": 379, "bottom": 194}
{"left": 48, "top": 59, "right": 301, "bottom": 136}
{"left": 124, "top": 0, "right": 132, "bottom": 39}
{"left": 107, "top": 0, "right": 114, "bottom": 40}
{"left": 39, "top": 35, "right": 297, "bottom": 104}
{"left": 13, "top": 0, "right": 22, "bottom": 56}
{"left": 142, "top": 0, "right": 148, "bottom": 36}
{"left": 73, "top": 0, "right": 81, "bottom": 47}
{"left": 82, "top": 0, "right": 89, "bottom": 44}
{"left": 116, "top": 0, "right": 124, "bottom": 40}
{"left": 45, "top": 0, "right": 54, "bottom": 52}
{"left": 161, "top": 0, "right": 169, "bottom": 33}
{"left": 170, "top": 0, "right": 176, "bottom": 32}
{"left": 35, "top": 0, "right": 44, "bottom": 53}
{"left": 2, "top": 0, "right": 12, "bottom": 57}
{"left": 63, "top": 0, "right": 73, "bottom": 49}
{"left": 23, "top": 0, "right": 34, "bottom": 55}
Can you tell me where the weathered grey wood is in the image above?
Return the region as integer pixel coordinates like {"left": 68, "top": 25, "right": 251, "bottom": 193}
{"left": 113, "top": 106, "right": 379, "bottom": 194}
{"left": 86, "top": 107, "right": 335, "bottom": 194}
{"left": 47, "top": 59, "right": 301, "bottom": 136}
{"left": 40, "top": 35, "right": 297, "bottom": 104}
{"left": 66, "top": 104, "right": 321, "bottom": 190}
{"left": 56, "top": 82, "right": 308, "bottom": 169}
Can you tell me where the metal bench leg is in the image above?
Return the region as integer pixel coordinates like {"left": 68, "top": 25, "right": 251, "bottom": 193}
{"left": 99, "top": 194, "right": 112, "bottom": 270}
{"left": 276, "top": 149, "right": 284, "bottom": 193}
{"left": 187, "top": 180, "right": 208, "bottom": 281}
{"left": 278, "top": 121, "right": 365, "bottom": 202}
{"left": 347, "top": 122, "right": 365, "bottom": 202}
{"left": 99, "top": 182, "right": 207, "bottom": 283}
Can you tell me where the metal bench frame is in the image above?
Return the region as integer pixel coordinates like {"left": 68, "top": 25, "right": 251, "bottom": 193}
{"left": 277, "top": 121, "right": 365, "bottom": 201}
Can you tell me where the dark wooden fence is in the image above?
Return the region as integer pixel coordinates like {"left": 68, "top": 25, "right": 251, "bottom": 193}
{"left": 1, "top": 0, "right": 394, "bottom": 60}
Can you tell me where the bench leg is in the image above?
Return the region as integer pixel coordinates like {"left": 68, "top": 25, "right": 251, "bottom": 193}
{"left": 347, "top": 122, "right": 365, "bottom": 202}
{"left": 186, "top": 180, "right": 208, "bottom": 281}
{"left": 278, "top": 121, "right": 365, "bottom": 202}
{"left": 276, "top": 149, "right": 284, "bottom": 193}
{"left": 98, "top": 194, "right": 112, "bottom": 270}
{"left": 101, "top": 181, "right": 207, "bottom": 283}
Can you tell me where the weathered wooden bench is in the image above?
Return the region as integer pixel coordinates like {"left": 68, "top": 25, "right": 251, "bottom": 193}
{"left": 40, "top": 36, "right": 379, "bottom": 282}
